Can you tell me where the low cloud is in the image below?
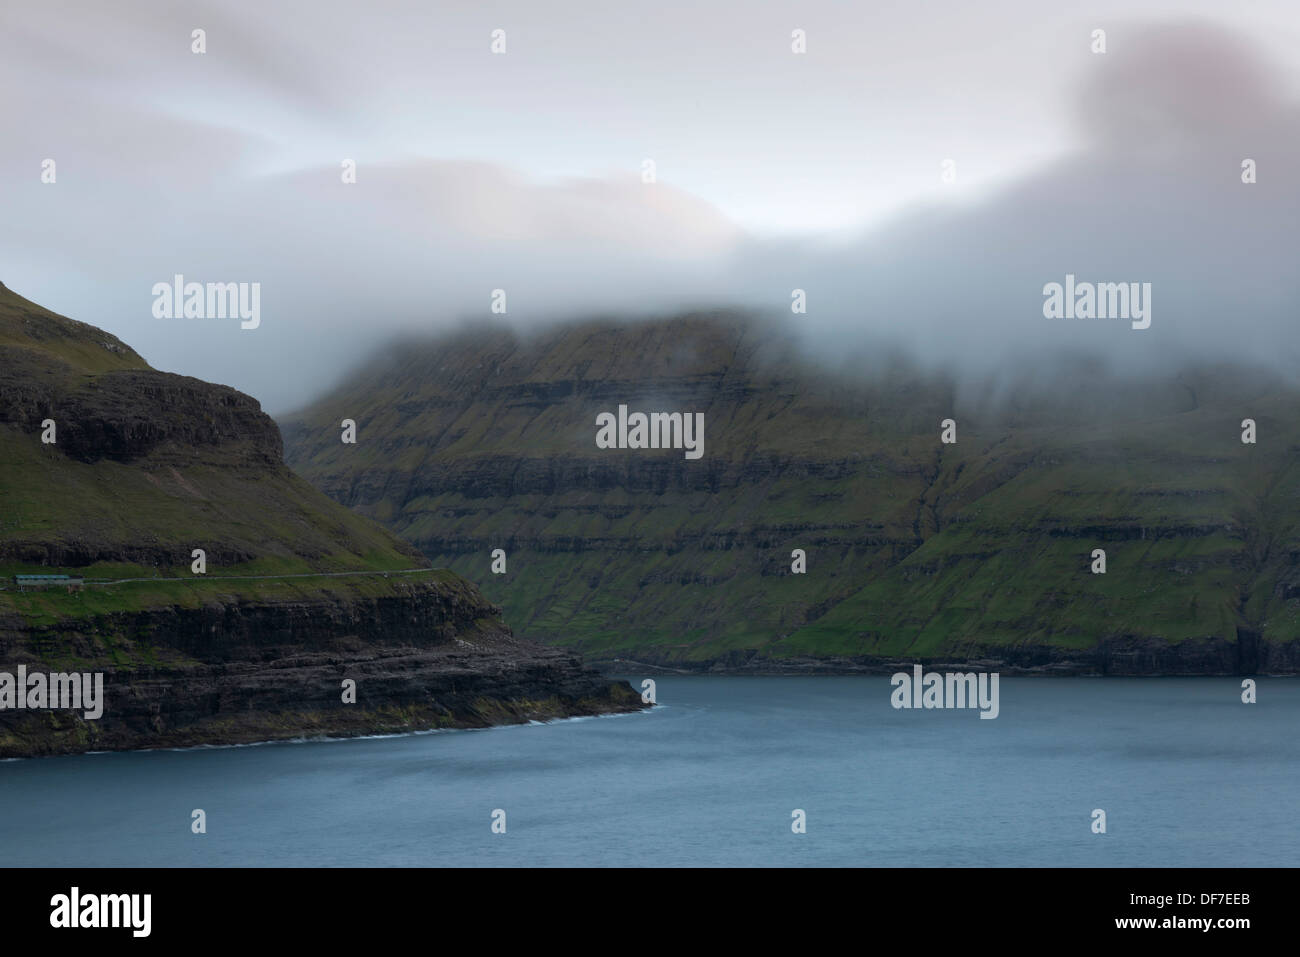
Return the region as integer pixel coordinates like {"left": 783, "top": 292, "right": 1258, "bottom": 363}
{"left": 0, "top": 10, "right": 1295, "bottom": 411}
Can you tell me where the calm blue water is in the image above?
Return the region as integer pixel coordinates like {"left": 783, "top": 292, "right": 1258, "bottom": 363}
{"left": 1, "top": 677, "right": 1296, "bottom": 867}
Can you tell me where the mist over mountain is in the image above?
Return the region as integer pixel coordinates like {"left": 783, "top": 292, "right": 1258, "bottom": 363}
{"left": 2, "top": 11, "right": 1296, "bottom": 410}
{"left": 725, "top": 26, "right": 1296, "bottom": 403}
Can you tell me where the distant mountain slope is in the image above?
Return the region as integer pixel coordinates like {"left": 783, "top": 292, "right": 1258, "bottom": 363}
{"left": 0, "top": 283, "right": 641, "bottom": 757}
{"left": 281, "top": 312, "right": 1300, "bottom": 673}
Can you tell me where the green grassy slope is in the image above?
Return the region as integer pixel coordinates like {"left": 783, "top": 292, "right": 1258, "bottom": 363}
{"left": 0, "top": 281, "right": 435, "bottom": 628}
{"left": 280, "top": 312, "right": 1300, "bottom": 667}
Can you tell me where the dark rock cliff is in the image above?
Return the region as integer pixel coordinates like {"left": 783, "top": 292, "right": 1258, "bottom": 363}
{"left": 0, "top": 283, "right": 647, "bottom": 757}
{"left": 0, "top": 584, "right": 644, "bottom": 758}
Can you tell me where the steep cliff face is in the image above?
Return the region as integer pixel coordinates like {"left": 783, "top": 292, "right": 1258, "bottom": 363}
{"left": 0, "top": 283, "right": 644, "bottom": 757}
{"left": 0, "top": 286, "right": 280, "bottom": 466}
{"left": 1, "top": 366, "right": 283, "bottom": 466}
{"left": 1, "top": 587, "right": 644, "bottom": 759}
{"left": 281, "top": 313, "right": 1300, "bottom": 673}
{"left": 0, "top": 576, "right": 641, "bottom": 758}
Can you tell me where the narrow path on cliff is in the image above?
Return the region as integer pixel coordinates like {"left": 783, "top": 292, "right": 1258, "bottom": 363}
{"left": 0, "top": 567, "right": 440, "bottom": 590}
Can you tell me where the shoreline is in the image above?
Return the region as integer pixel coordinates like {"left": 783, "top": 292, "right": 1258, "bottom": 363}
{"left": 592, "top": 642, "right": 1300, "bottom": 677}
{"left": 0, "top": 647, "right": 648, "bottom": 760}
{"left": 0, "top": 700, "right": 652, "bottom": 763}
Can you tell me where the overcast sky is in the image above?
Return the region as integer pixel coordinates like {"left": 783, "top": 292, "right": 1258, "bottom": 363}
{"left": 2, "top": 1, "right": 1298, "bottom": 411}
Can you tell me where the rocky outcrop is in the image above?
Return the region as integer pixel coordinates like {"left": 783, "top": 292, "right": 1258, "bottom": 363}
{"left": 0, "top": 576, "right": 646, "bottom": 759}
{"left": 15, "top": 368, "right": 283, "bottom": 465}
{"left": 0, "top": 640, "right": 643, "bottom": 759}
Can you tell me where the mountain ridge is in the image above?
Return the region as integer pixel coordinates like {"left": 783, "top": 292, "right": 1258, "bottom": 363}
{"left": 281, "top": 311, "right": 1300, "bottom": 673}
